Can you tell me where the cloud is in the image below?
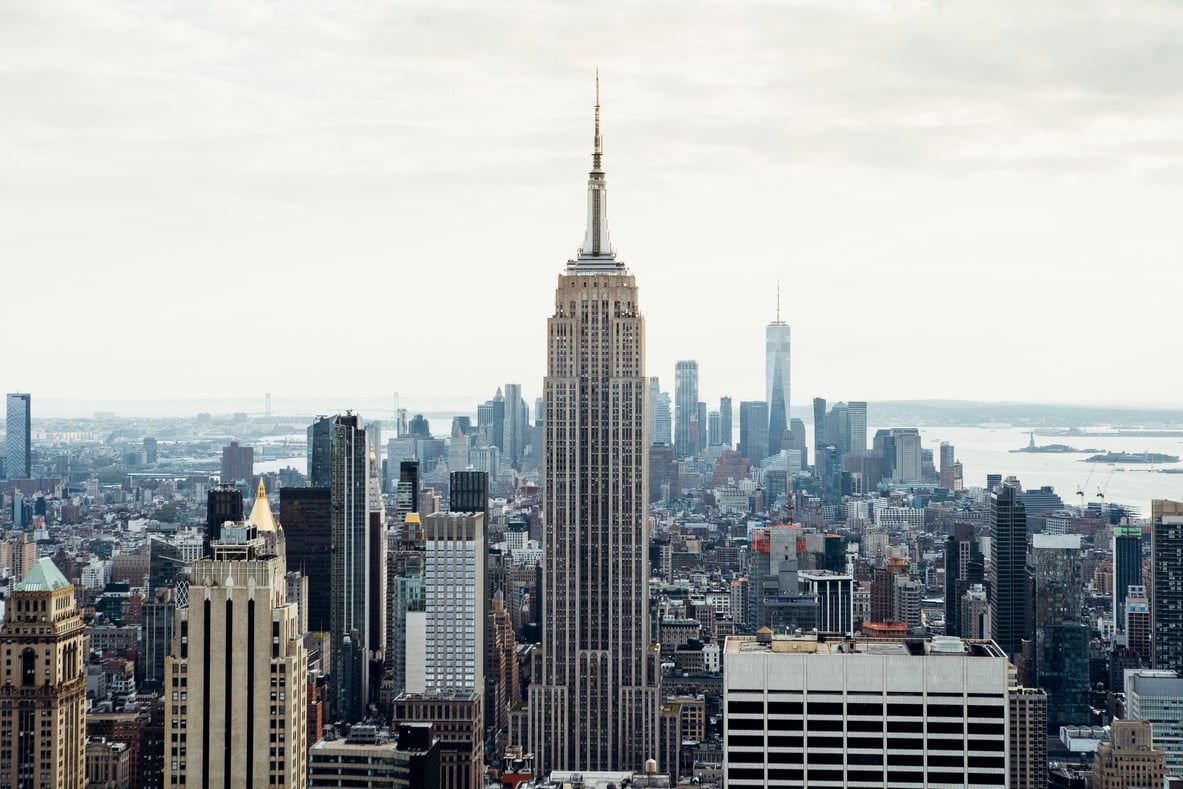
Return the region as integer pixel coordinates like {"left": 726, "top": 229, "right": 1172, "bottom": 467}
{"left": 2, "top": 0, "right": 1181, "bottom": 404}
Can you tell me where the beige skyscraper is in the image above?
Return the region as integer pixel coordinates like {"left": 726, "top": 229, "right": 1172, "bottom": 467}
{"left": 524, "top": 78, "right": 661, "bottom": 775}
{"left": 165, "top": 484, "right": 308, "bottom": 788}
{"left": 1090, "top": 718, "right": 1167, "bottom": 789}
{"left": 0, "top": 558, "right": 86, "bottom": 789}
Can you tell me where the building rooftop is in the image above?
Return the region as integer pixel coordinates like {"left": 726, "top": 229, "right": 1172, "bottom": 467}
{"left": 725, "top": 633, "right": 1005, "bottom": 658}
{"left": 247, "top": 479, "right": 278, "bottom": 532}
{"left": 16, "top": 557, "right": 70, "bottom": 592}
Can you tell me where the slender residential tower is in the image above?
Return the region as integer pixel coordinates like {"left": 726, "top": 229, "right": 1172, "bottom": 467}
{"left": 765, "top": 286, "right": 790, "bottom": 456}
{"left": 526, "top": 77, "right": 660, "bottom": 775}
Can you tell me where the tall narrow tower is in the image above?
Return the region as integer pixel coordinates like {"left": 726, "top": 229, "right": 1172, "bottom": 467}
{"left": 674, "top": 361, "right": 699, "bottom": 459}
{"left": 765, "top": 287, "right": 790, "bottom": 456}
{"left": 166, "top": 509, "right": 309, "bottom": 788}
{"left": 0, "top": 558, "right": 86, "bottom": 789}
{"left": 528, "top": 78, "right": 660, "bottom": 775}
{"left": 990, "top": 479, "right": 1029, "bottom": 660}
{"left": 329, "top": 413, "right": 386, "bottom": 723}
{"left": 5, "top": 392, "right": 31, "bottom": 480}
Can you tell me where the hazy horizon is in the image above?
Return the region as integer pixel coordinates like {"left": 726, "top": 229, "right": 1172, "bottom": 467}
{"left": 18, "top": 394, "right": 1183, "bottom": 422}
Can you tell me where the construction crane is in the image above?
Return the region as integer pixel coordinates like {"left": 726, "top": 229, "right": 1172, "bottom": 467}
{"left": 1097, "top": 467, "right": 1116, "bottom": 502}
{"left": 1076, "top": 464, "right": 1096, "bottom": 508}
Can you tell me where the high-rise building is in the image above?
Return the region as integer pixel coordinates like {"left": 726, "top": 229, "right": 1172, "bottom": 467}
{"left": 847, "top": 401, "right": 867, "bottom": 456}
{"left": 960, "top": 584, "right": 989, "bottom": 639}
{"left": 812, "top": 397, "right": 826, "bottom": 457}
{"left": 723, "top": 633, "right": 1009, "bottom": 788}
{"left": 1089, "top": 718, "right": 1168, "bottom": 789}
{"left": 221, "top": 441, "right": 254, "bottom": 485}
{"left": 205, "top": 485, "right": 244, "bottom": 550}
{"left": 1009, "top": 685, "right": 1048, "bottom": 789}
{"left": 990, "top": 479, "right": 1029, "bottom": 661}
{"left": 329, "top": 414, "right": 387, "bottom": 723}
{"left": 1114, "top": 525, "right": 1144, "bottom": 631}
{"left": 0, "top": 558, "right": 86, "bottom": 789}
{"left": 1128, "top": 585, "right": 1153, "bottom": 661}
{"left": 719, "top": 396, "right": 733, "bottom": 448}
{"left": 478, "top": 390, "right": 505, "bottom": 452}
{"left": 800, "top": 571, "right": 853, "bottom": 635}
{"left": 525, "top": 83, "right": 660, "bottom": 776}
{"left": 142, "top": 587, "right": 177, "bottom": 692}
{"left": 280, "top": 486, "right": 333, "bottom": 633}
{"left": 1031, "top": 533, "right": 1089, "bottom": 729}
{"left": 165, "top": 516, "right": 308, "bottom": 788}
{"left": 944, "top": 523, "right": 985, "bottom": 638}
{"left": 648, "top": 377, "right": 672, "bottom": 447}
{"left": 503, "top": 383, "right": 526, "bottom": 468}
{"left": 765, "top": 293, "right": 790, "bottom": 457}
{"left": 419, "top": 512, "right": 485, "bottom": 695}
{"left": 5, "top": 392, "right": 31, "bottom": 480}
{"left": 695, "top": 401, "right": 708, "bottom": 453}
{"left": 385, "top": 519, "right": 424, "bottom": 706}
{"left": 1124, "top": 668, "right": 1183, "bottom": 776}
{"left": 787, "top": 417, "right": 807, "bottom": 469}
{"left": 395, "top": 461, "right": 420, "bottom": 524}
{"left": 394, "top": 512, "right": 486, "bottom": 789}
{"left": 308, "top": 416, "right": 334, "bottom": 488}
{"left": 1152, "top": 500, "right": 1183, "bottom": 673}
{"left": 871, "top": 428, "right": 896, "bottom": 480}
{"left": 706, "top": 410, "right": 721, "bottom": 447}
{"left": 448, "top": 471, "right": 488, "bottom": 524}
{"left": 825, "top": 401, "right": 849, "bottom": 453}
{"left": 486, "top": 591, "right": 519, "bottom": 742}
{"left": 890, "top": 427, "right": 922, "bottom": 483}
{"left": 674, "top": 361, "right": 699, "bottom": 459}
{"left": 738, "top": 401, "right": 769, "bottom": 466}
{"left": 938, "top": 442, "right": 956, "bottom": 489}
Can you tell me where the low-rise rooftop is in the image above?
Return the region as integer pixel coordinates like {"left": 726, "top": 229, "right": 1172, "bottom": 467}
{"left": 725, "top": 632, "right": 1005, "bottom": 658}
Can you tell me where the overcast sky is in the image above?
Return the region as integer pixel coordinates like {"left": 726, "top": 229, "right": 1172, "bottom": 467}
{"left": 3, "top": 0, "right": 1181, "bottom": 417}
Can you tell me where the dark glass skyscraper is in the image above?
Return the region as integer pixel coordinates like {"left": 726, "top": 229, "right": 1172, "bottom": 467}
{"left": 328, "top": 413, "right": 386, "bottom": 723}
{"left": 1031, "top": 534, "right": 1089, "bottom": 729}
{"left": 205, "top": 486, "right": 243, "bottom": 550}
{"left": 1152, "top": 500, "right": 1183, "bottom": 672}
{"left": 307, "top": 415, "right": 333, "bottom": 488}
{"left": 990, "top": 480, "right": 1029, "bottom": 660}
{"left": 944, "top": 523, "right": 984, "bottom": 638}
{"left": 1114, "top": 525, "right": 1143, "bottom": 631}
{"left": 449, "top": 470, "right": 488, "bottom": 522}
{"left": 280, "top": 486, "right": 332, "bottom": 633}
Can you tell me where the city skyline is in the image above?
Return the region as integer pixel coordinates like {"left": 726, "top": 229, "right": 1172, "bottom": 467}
{"left": 5, "top": 2, "right": 1183, "bottom": 408}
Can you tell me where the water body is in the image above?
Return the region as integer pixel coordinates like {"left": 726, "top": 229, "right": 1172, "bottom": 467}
{"left": 910, "top": 425, "right": 1183, "bottom": 513}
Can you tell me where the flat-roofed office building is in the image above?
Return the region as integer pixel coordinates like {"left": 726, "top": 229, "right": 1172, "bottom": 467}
{"left": 723, "top": 633, "right": 1009, "bottom": 787}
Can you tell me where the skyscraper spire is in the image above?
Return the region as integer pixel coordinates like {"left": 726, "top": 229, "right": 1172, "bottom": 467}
{"left": 577, "top": 71, "right": 614, "bottom": 264}
{"left": 776, "top": 279, "right": 781, "bottom": 323}
{"left": 593, "top": 69, "right": 602, "bottom": 172}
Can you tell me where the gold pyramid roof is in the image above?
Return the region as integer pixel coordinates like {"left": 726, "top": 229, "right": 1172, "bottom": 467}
{"left": 248, "top": 478, "right": 279, "bottom": 532}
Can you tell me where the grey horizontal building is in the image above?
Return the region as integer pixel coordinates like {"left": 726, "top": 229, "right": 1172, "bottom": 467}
{"left": 724, "top": 633, "right": 1010, "bottom": 787}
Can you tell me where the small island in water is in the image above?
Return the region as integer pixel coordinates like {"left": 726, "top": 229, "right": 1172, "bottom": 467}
{"left": 1083, "top": 451, "right": 1181, "bottom": 464}
{"left": 1012, "top": 432, "right": 1099, "bottom": 454}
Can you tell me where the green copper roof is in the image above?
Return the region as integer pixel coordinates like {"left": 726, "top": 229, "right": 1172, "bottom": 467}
{"left": 16, "top": 558, "right": 70, "bottom": 592}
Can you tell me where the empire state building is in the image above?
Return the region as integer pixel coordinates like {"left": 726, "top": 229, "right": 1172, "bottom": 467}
{"left": 525, "top": 80, "right": 661, "bottom": 775}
